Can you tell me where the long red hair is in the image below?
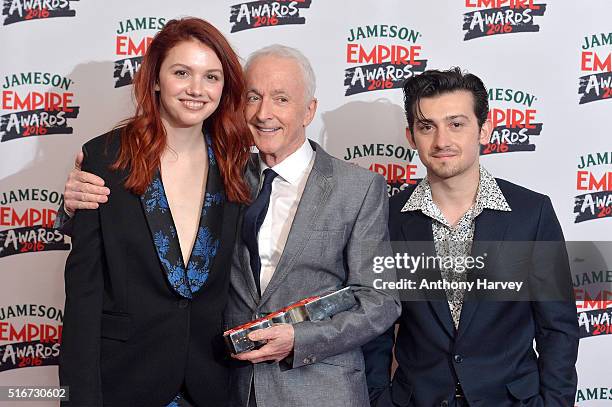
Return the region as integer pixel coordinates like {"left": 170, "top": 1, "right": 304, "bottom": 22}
{"left": 112, "top": 17, "right": 252, "bottom": 203}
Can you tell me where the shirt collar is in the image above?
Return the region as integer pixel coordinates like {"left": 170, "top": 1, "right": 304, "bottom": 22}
{"left": 259, "top": 139, "right": 314, "bottom": 185}
{"left": 401, "top": 166, "right": 511, "bottom": 218}
{"left": 474, "top": 166, "right": 511, "bottom": 214}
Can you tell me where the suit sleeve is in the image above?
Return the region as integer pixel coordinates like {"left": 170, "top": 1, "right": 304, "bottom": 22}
{"left": 362, "top": 325, "right": 396, "bottom": 406}
{"left": 291, "top": 175, "right": 401, "bottom": 368}
{"left": 59, "top": 145, "right": 105, "bottom": 406}
{"left": 531, "top": 196, "right": 579, "bottom": 406}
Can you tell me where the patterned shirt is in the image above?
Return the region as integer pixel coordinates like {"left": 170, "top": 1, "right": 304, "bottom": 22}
{"left": 401, "top": 166, "right": 511, "bottom": 328}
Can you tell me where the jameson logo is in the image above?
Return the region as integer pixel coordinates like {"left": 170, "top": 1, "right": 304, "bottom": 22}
{"left": 0, "top": 72, "right": 79, "bottom": 142}
{"left": 2, "top": 0, "right": 78, "bottom": 25}
{"left": 0, "top": 304, "right": 62, "bottom": 372}
{"left": 575, "top": 387, "right": 612, "bottom": 403}
{"left": 463, "top": 0, "right": 546, "bottom": 41}
{"left": 229, "top": 0, "right": 312, "bottom": 33}
{"left": 574, "top": 152, "right": 612, "bottom": 223}
{"left": 481, "top": 87, "right": 541, "bottom": 155}
{"left": 114, "top": 17, "right": 166, "bottom": 88}
{"left": 579, "top": 32, "right": 612, "bottom": 104}
{"left": 0, "top": 188, "right": 69, "bottom": 258}
{"left": 344, "top": 24, "right": 428, "bottom": 96}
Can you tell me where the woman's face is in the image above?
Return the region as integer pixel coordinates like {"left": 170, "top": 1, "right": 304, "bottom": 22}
{"left": 156, "top": 39, "right": 224, "bottom": 131}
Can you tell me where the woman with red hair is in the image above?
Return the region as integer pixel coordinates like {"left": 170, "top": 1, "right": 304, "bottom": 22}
{"left": 59, "top": 18, "right": 252, "bottom": 406}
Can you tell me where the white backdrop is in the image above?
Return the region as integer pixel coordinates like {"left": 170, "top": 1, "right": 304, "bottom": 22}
{"left": 1, "top": 1, "right": 610, "bottom": 405}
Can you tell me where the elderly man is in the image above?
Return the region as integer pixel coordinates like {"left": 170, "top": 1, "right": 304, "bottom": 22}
{"left": 57, "top": 45, "right": 400, "bottom": 407}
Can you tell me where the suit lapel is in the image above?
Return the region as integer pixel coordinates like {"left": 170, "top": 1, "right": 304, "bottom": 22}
{"left": 399, "top": 211, "right": 456, "bottom": 338}
{"left": 239, "top": 155, "right": 264, "bottom": 304}
{"left": 259, "top": 143, "right": 333, "bottom": 305}
{"left": 457, "top": 209, "right": 510, "bottom": 338}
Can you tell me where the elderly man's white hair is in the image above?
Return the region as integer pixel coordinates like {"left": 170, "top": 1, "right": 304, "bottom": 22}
{"left": 244, "top": 44, "right": 316, "bottom": 103}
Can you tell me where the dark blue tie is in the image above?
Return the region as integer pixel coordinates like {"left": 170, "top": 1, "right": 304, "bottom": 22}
{"left": 242, "top": 168, "right": 278, "bottom": 294}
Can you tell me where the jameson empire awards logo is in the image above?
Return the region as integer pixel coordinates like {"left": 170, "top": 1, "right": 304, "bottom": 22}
{"left": 462, "top": 0, "right": 546, "bottom": 41}
{"left": 579, "top": 32, "right": 612, "bottom": 104}
{"left": 0, "top": 72, "right": 79, "bottom": 142}
{"left": 0, "top": 304, "right": 62, "bottom": 372}
{"left": 574, "top": 152, "right": 612, "bottom": 223}
{"left": 574, "top": 266, "right": 612, "bottom": 338}
{"left": 344, "top": 24, "right": 428, "bottom": 96}
{"left": 114, "top": 17, "right": 166, "bottom": 88}
{"left": 2, "top": 0, "right": 79, "bottom": 25}
{"left": 0, "top": 188, "right": 69, "bottom": 258}
{"left": 481, "top": 87, "right": 542, "bottom": 155}
{"left": 229, "top": 0, "right": 312, "bottom": 33}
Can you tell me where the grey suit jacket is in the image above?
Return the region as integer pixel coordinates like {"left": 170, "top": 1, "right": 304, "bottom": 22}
{"left": 225, "top": 140, "right": 401, "bottom": 407}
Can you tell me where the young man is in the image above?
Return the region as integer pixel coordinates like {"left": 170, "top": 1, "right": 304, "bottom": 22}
{"left": 364, "top": 68, "right": 579, "bottom": 407}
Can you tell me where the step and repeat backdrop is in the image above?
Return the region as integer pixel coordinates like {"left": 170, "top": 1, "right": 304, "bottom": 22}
{"left": 1, "top": 1, "right": 610, "bottom": 405}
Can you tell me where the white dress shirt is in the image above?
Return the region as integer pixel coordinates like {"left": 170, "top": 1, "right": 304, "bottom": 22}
{"left": 257, "top": 140, "right": 315, "bottom": 293}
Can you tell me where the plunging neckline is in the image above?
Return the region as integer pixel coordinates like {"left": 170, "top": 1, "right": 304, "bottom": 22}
{"left": 139, "top": 132, "right": 226, "bottom": 298}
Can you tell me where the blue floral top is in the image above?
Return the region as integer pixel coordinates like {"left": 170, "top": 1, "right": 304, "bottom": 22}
{"left": 140, "top": 132, "right": 225, "bottom": 298}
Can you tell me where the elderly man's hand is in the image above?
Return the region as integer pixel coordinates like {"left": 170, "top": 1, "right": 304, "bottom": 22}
{"left": 63, "top": 152, "right": 110, "bottom": 216}
{"left": 232, "top": 324, "right": 295, "bottom": 364}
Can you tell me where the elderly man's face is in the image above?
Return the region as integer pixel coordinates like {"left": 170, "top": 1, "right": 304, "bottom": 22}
{"left": 245, "top": 55, "right": 317, "bottom": 167}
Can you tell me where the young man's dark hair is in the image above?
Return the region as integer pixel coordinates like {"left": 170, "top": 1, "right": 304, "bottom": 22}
{"left": 403, "top": 67, "right": 489, "bottom": 133}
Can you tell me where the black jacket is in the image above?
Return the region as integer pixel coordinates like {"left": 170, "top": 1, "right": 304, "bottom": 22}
{"left": 364, "top": 180, "right": 579, "bottom": 407}
{"left": 59, "top": 130, "right": 239, "bottom": 406}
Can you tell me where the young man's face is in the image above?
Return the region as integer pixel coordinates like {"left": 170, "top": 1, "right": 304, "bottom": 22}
{"left": 406, "top": 90, "right": 492, "bottom": 183}
{"left": 244, "top": 55, "right": 317, "bottom": 167}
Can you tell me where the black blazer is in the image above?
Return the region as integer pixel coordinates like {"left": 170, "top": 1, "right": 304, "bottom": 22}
{"left": 364, "top": 179, "right": 579, "bottom": 407}
{"left": 59, "top": 130, "right": 239, "bottom": 406}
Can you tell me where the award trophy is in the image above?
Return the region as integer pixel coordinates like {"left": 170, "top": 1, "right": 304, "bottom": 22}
{"left": 224, "top": 286, "right": 357, "bottom": 354}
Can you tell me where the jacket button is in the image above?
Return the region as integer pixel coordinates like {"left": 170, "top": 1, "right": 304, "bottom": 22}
{"left": 440, "top": 401, "right": 449, "bottom": 407}
{"left": 454, "top": 354, "right": 463, "bottom": 363}
{"left": 178, "top": 299, "right": 189, "bottom": 309}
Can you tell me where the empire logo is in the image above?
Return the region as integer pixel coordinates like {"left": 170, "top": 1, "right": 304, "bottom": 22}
{"left": 0, "top": 72, "right": 79, "bottom": 143}
{"left": 0, "top": 188, "right": 70, "bottom": 258}
{"left": 462, "top": 0, "right": 546, "bottom": 41}
{"left": 0, "top": 304, "right": 62, "bottom": 372}
{"left": 344, "top": 24, "right": 428, "bottom": 96}
{"left": 229, "top": 0, "right": 312, "bottom": 33}
{"left": 579, "top": 32, "right": 612, "bottom": 104}
{"left": 574, "top": 152, "right": 612, "bottom": 223}
{"left": 113, "top": 17, "right": 166, "bottom": 88}
{"left": 481, "top": 87, "right": 541, "bottom": 155}
{"left": 2, "top": 0, "right": 79, "bottom": 25}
